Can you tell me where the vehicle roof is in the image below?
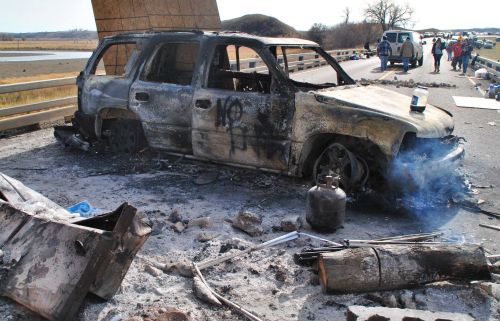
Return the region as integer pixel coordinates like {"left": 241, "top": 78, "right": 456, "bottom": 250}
{"left": 103, "top": 30, "right": 320, "bottom": 47}
{"left": 383, "top": 30, "right": 419, "bottom": 33}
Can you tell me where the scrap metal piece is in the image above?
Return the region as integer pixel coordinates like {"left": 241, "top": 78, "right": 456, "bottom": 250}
{"left": 0, "top": 173, "right": 151, "bottom": 321}
{"left": 54, "top": 126, "right": 91, "bottom": 152}
{"left": 77, "top": 203, "right": 151, "bottom": 299}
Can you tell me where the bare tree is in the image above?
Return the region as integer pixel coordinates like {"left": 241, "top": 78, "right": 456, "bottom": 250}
{"left": 364, "top": 0, "right": 414, "bottom": 31}
{"left": 342, "top": 7, "right": 351, "bottom": 25}
{"left": 307, "top": 23, "right": 328, "bottom": 46}
{"left": 387, "top": 3, "right": 414, "bottom": 30}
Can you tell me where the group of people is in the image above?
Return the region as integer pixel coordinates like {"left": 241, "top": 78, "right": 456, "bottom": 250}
{"left": 376, "top": 36, "right": 416, "bottom": 73}
{"left": 376, "top": 35, "right": 474, "bottom": 75}
{"left": 443, "top": 37, "right": 474, "bottom": 75}
{"left": 375, "top": 36, "right": 392, "bottom": 71}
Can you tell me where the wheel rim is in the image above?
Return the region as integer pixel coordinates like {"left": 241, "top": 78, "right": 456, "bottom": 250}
{"left": 313, "top": 143, "right": 367, "bottom": 192}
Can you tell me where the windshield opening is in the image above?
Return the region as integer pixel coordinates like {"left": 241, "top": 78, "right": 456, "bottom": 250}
{"left": 268, "top": 45, "right": 351, "bottom": 92}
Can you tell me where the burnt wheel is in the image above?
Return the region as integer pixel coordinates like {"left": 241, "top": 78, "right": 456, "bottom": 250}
{"left": 313, "top": 143, "right": 368, "bottom": 192}
{"left": 107, "top": 119, "right": 146, "bottom": 154}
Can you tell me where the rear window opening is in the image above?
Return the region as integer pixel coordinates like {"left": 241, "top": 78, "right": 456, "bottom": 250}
{"left": 91, "top": 42, "right": 141, "bottom": 77}
{"left": 142, "top": 42, "right": 200, "bottom": 86}
{"left": 398, "top": 33, "right": 411, "bottom": 43}
{"left": 385, "top": 32, "right": 397, "bottom": 43}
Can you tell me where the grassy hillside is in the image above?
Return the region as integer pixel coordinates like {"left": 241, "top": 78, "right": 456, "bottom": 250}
{"left": 222, "top": 14, "right": 300, "bottom": 37}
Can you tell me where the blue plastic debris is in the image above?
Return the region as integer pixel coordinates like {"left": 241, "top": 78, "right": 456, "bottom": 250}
{"left": 67, "top": 200, "right": 100, "bottom": 217}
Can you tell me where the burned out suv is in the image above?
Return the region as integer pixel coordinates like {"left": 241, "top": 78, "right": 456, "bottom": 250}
{"left": 58, "top": 30, "right": 463, "bottom": 192}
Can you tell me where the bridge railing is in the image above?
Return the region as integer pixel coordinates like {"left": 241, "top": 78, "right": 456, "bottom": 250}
{"left": 0, "top": 48, "right": 367, "bottom": 133}
{"left": 0, "top": 77, "right": 77, "bottom": 132}
{"left": 232, "top": 49, "right": 366, "bottom": 72}
{"left": 473, "top": 55, "right": 500, "bottom": 82}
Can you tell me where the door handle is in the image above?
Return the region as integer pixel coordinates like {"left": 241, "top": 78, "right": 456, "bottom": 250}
{"left": 135, "top": 92, "right": 150, "bottom": 102}
{"left": 195, "top": 99, "right": 211, "bottom": 109}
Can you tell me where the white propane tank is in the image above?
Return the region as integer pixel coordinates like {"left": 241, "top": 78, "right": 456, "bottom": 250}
{"left": 410, "top": 86, "right": 429, "bottom": 112}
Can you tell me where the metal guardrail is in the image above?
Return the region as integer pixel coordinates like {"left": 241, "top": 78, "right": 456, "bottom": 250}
{"left": 474, "top": 55, "right": 500, "bottom": 82}
{"left": 0, "top": 77, "right": 77, "bottom": 132}
{"left": 0, "top": 77, "right": 76, "bottom": 95}
{"left": 233, "top": 49, "right": 366, "bottom": 72}
{"left": 0, "top": 48, "right": 367, "bottom": 133}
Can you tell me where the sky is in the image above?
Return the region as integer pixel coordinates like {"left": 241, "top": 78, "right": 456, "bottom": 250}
{"left": 0, "top": 0, "right": 498, "bottom": 33}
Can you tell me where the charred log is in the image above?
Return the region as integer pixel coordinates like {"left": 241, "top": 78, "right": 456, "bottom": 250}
{"left": 319, "top": 244, "right": 490, "bottom": 293}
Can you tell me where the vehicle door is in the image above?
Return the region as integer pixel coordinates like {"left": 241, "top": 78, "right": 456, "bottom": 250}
{"left": 397, "top": 32, "right": 412, "bottom": 56}
{"left": 191, "top": 42, "right": 294, "bottom": 171}
{"left": 384, "top": 31, "right": 398, "bottom": 57}
{"left": 129, "top": 41, "right": 201, "bottom": 153}
{"left": 79, "top": 40, "right": 142, "bottom": 127}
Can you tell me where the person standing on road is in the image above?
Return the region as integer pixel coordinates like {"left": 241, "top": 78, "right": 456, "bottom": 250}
{"left": 376, "top": 36, "right": 392, "bottom": 71}
{"left": 400, "top": 37, "right": 414, "bottom": 73}
{"left": 446, "top": 41, "right": 453, "bottom": 61}
{"left": 451, "top": 39, "right": 462, "bottom": 71}
{"left": 431, "top": 38, "right": 446, "bottom": 73}
{"left": 461, "top": 38, "right": 474, "bottom": 76}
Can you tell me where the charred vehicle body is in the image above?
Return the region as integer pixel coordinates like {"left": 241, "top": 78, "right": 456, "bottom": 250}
{"left": 56, "top": 30, "right": 464, "bottom": 192}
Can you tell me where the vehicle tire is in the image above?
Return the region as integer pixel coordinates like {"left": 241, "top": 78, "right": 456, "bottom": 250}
{"left": 418, "top": 56, "right": 424, "bottom": 66}
{"left": 411, "top": 59, "right": 417, "bottom": 68}
{"left": 106, "top": 119, "right": 147, "bottom": 154}
{"left": 312, "top": 143, "right": 368, "bottom": 192}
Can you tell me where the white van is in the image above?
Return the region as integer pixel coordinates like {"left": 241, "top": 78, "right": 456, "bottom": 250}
{"left": 382, "top": 30, "right": 424, "bottom": 68}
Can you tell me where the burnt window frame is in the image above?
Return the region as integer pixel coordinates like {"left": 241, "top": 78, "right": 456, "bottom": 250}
{"left": 87, "top": 40, "right": 140, "bottom": 77}
{"left": 139, "top": 41, "right": 201, "bottom": 86}
{"left": 269, "top": 45, "right": 354, "bottom": 89}
{"left": 203, "top": 42, "right": 276, "bottom": 94}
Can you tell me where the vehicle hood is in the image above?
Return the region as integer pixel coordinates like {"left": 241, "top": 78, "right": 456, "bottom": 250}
{"left": 315, "top": 85, "right": 454, "bottom": 138}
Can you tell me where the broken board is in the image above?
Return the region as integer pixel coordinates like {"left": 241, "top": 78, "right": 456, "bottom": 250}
{"left": 453, "top": 96, "right": 500, "bottom": 110}
{"left": 0, "top": 173, "right": 151, "bottom": 321}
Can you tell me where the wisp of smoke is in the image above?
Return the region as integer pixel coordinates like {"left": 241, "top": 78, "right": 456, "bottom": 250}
{"left": 387, "top": 135, "right": 467, "bottom": 212}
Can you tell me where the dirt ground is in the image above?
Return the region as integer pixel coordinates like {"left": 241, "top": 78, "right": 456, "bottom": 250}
{"left": 0, "top": 128, "right": 498, "bottom": 321}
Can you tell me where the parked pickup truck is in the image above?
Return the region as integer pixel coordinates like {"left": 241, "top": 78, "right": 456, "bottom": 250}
{"left": 56, "top": 30, "right": 464, "bottom": 192}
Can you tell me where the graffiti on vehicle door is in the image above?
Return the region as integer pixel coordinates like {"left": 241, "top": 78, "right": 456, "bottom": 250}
{"left": 215, "top": 96, "right": 248, "bottom": 154}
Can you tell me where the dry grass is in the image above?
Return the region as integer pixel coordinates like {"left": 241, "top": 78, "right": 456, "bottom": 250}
{"left": 474, "top": 37, "right": 500, "bottom": 61}
{"left": 0, "top": 39, "right": 97, "bottom": 51}
{"left": 0, "top": 85, "right": 76, "bottom": 109}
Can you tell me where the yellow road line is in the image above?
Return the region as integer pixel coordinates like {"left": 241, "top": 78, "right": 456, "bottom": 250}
{"left": 378, "top": 69, "right": 395, "bottom": 80}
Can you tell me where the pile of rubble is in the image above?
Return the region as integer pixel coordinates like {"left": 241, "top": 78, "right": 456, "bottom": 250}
{"left": 358, "top": 78, "right": 457, "bottom": 89}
